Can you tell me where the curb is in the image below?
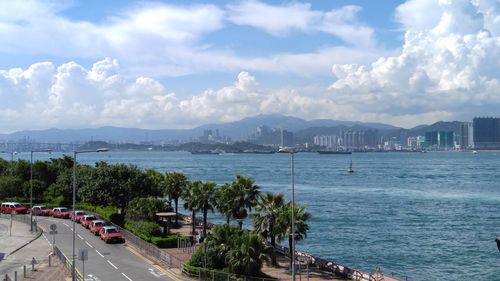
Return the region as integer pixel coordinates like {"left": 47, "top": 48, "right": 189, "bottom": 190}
{"left": 9, "top": 224, "right": 44, "bottom": 255}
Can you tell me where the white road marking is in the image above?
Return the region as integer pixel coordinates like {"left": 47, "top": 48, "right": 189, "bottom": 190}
{"left": 63, "top": 223, "right": 69, "bottom": 227}
{"left": 96, "top": 250, "right": 104, "bottom": 258}
{"left": 107, "top": 260, "right": 118, "bottom": 269}
{"left": 121, "top": 272, "right": 133, "bottom": 281}
{"left": 85, "top": 241, "right": 94, "bottom": 248}
{"left": 78, "top": 234, "right": 84, "bottom": 240}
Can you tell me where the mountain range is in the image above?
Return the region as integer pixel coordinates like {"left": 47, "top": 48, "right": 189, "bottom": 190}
{"left": 0, "top": 114, "right": 463, "bottom": 144}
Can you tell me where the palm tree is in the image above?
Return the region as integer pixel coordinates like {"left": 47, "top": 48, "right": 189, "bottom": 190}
{"left": 252, "top": 192, "right": 285, "bottom": 266}
{"left": 276, "top": 202, "right": 311, "bottom": 270}
{"left": 225, "top": 231, "right": 271, "bottom": 276}
{"left": 164, "top": 172, "right": 188, "bottom": 225}
{"left": 231, "top": 175, "right": 260, "bottom": 229}
{"left": 206, "top": 224, "right": 241, "bottom": 269}
{"left": 193, "top": 181, "right": 218, "bottom": 238}
{"left": 215, "top": 183, "right": 234, "bottom": 224}
{"left": 182, "top": 181, "right": 199, "bottom": 236}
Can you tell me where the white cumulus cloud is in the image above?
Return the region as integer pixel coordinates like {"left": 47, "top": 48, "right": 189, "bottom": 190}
{"left": 328, "top": 0, "right": 500, "bottom": 127}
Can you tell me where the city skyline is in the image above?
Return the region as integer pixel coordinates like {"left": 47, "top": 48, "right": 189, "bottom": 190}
{"left": 1, "top": 0, "right": 499, "bottom": 133}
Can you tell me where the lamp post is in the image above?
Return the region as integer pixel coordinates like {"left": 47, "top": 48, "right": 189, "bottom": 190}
{"left": 30, "top": 149, "right": 52, "bottom": 231}
{"left": 0, "top": 151, "right": 17, "bottom": 161}
{"left": 72, "top": 148, "right": 109, "bottom": 281}
{"left": 279, "top": 147, "right": 296, "bottom": 281}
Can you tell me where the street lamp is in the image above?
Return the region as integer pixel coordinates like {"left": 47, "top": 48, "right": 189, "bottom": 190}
{"left": 30, "top": 149, "right": 52, "bottom": 231}
{"left": 279, "top": 147, "right": 296, "bottom": 281}
{"left": 72, "top": 148, "right": 109, "bottom": 281}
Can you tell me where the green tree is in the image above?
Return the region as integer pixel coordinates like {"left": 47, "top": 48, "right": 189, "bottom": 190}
{"left": 193, "top": 181, "right": 217, "bottom": 238}
{"left": 277, "top": 202, "right": 311, "bottom": 270}
{"left": 225, "top": 231, "right": 270, "bottom": 276}
{"left": 205, "top": 224, "right": 241, "bottom": 269}
{"left": 144, "top": 169, "right": 164, "bottom": 198}
{"left": 0, "top": 176, "right": 23, "bottom": 198}
{"left": 164, "top": 172, "right": 188, "bottom": 225}
{"left": 230, "top": 175, "right": 260, "bottom": 229}
{"left": 182, "top": 181, "right": 199, "bottom": 236}
{"left": 125, "top": 197, "right": 170, "bottom": 222}
{"left": 22, "top": 179, "right": 46, "bottom": 202}
{"left": 79, "top": 164, "right": 157, "bottom": 216}
{"left": 252, "top": 192, "right": 285, "bottom": 265}
{"left": 215, "top": 183, "right": 234, "bottom": 224}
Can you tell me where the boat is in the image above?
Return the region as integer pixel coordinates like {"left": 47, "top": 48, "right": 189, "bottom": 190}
{"left": 347, "top": 160, "right": 354, "bottom": 173}
{"left": 191, "top": 151, "right": 219, "bottom": 155}
{"left": 318, "top": 151, "right": 352, "bottom": 155}
{"left": 472, "top": 150, "right": 478, "bottom": 154}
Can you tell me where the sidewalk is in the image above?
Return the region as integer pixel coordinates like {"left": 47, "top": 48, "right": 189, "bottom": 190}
{"left": 0, "top": 215, "right": 68, "bottom": 281}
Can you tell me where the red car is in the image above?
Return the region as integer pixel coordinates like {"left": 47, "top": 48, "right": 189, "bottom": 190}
{"left": 30, "top": 205, "right": 52, "bottom": 216}
{"left": 1, "top": 202, "right": 28, "bottom": 214}
{"left": 70, "top": 210, "right": 87, "bottom": 223}
{"left": 80, "top": 215, "right": 97, "bottom": 229}
{"left": 52, "top": 207, "right": 71, "bottom": 219}
{"left": 90, "top": 220, "right": 106, "bottom": 235}
{"left": 99, "top": 226, "right": 125, "bottom": 243}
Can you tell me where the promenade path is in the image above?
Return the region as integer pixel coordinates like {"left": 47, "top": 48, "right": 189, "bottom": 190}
{"left": 0, "top": 214, "right": 59, "bottom": 279}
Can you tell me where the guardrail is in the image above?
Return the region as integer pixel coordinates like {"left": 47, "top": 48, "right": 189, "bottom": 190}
{"left": 53, "top": 245, "right": 84, "bottom": 281}
{"left": 182, "top": 263, "right": 279, "bottom": 281}
{"left": 275, "top": 245, "right": 403, "bottom": 281}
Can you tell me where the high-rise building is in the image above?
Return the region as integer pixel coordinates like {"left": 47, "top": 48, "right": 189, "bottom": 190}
{"left": 473, "top": 117, "right": 500, "bottom": 149}
{"left": 425, "top": 131, "right": 438, "bottom": 146}
{"left": 460, "top": 122, "right": 473, "bottom": 149}
{"left": 438, "top": 131, "right": 454, "bottom": 148}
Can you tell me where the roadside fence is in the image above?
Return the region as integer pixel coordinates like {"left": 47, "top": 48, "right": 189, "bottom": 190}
{"left": 183, "top": 265, "right": 278, "bottom": 281}
{"left": 53, "top": 245, "right": 84, "bottom": 281}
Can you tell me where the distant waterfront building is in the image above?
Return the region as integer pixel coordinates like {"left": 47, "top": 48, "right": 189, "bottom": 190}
{"left": 425, "top": 131, "right": 439, "bottom": 146}
{"left": 280, "top": 129, "right": 294, "bottom": 147}
{"left": 460, "top": 122, "right": 473, "bottom": 149}
{"left": 407, "top": 136, "right": 425, "bottom": 149}
{"left": 313, "top": 135, "right": 342, "bottom": 148}
{"left": 473, "top": 117, "right": 500, "bottom": 149}
{"left": 424, "top": 131, "right": 454, "bottom": 148}
{"left": 342, "top": 130, "right": 365, "bottom": 150}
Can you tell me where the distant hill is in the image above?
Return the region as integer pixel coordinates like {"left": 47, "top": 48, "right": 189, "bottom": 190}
{"left": 0, "top": 114, "right": 465, "bottom": 144}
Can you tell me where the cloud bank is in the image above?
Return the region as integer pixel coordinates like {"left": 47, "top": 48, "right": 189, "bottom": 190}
{"left": 329, "top": 0, "right": 500, "bottom": 125}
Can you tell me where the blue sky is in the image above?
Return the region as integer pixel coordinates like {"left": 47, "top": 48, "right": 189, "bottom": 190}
{"left": 0, "top": 0, "right": 499, "bottom": 132}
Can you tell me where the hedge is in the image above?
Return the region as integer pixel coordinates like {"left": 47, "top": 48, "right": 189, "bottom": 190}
{"left": 151, "top": 235, "right": 188, "bottom": 248}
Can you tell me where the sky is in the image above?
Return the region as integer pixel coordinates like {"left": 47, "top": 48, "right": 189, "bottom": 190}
{"left": 0, "top": 0, "right": 499, "bottom": 133}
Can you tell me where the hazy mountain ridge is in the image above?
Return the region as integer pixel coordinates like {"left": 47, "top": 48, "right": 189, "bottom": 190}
{"left": 0, "top": 114, "right": 463, "bottom": 144}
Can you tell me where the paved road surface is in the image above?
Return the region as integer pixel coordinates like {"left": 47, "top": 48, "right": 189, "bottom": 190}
{"left": 33, "top": 214, "right": 175, "bottom": 281}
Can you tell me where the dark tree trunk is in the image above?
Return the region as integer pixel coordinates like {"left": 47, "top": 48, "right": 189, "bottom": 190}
{"left": 191, "top": 210, "right": 196, "bottom": 236}
{"left": 174, "top": 198, "right": 179, "bottom": 225}
{"left": 270, "top": 223, "right": 277, "bottom": 266}
{"left": 203, "top": 208, "right": 208, "bottom": 238}
{"left": 226, "top": 215, "right": 230, "bottom": 224}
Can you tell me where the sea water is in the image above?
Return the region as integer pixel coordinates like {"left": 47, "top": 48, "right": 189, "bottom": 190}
{"left": 9, "top": 151, "right": 500, "bottom": 280}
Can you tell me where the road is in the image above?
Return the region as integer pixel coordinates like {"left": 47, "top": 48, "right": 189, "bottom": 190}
{"left": 33, "top": 214, "right": 175, "bottom": 281}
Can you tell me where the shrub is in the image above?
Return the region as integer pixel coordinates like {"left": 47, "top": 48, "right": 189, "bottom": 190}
{"left": 125, "top": 220, "right": 162, "bottom": 241}
{"left": 151, "top": 236, "right": 188, "bottom": 248}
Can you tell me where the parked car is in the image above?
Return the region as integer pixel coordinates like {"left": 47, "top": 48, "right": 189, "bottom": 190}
{"left": 80, "top": 215, "right": 97, "bottom": 229}
{"left": 90, "top": 220, "right": 107, "bottom": 235}
{"left": 1, "top": 202, "right": 28, "bottom": 214}
{"left": 70, "top": 210, "right": 87, "bottom": 223}
{"left": 52, "top": 207, "right": 71, "bottom": 219}
{"left": 99, "top": 226, "right": 125, "bottom": 243}
{"left": 30, "top": 205, "right": 52, "bottom": 216}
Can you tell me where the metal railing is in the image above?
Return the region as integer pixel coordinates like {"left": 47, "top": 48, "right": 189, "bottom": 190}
{"left": 182, "top": 264, "right": 279, "bottom": 281}
{"left": 53, "top": 245, "right": 84, "bottom": 281}
{"left": 275, "top": 245, "right": 402, "bottom": 281}
{"left": 1, "top": 255, "right": 53, "bottom": 281}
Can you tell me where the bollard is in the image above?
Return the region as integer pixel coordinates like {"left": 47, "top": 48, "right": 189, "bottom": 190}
{"left": 23, "top": 265, "right": 26, "bottom": 277}
{"left": 49, "top": 255, "right": 51, "bottom": 267}
{"left": 14, "top": 271, "right": 17, "bottom": 281}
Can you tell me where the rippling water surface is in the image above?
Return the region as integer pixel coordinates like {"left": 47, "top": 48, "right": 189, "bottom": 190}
{"left": 11, "top": 151, "right": 500, "bottom": 280}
